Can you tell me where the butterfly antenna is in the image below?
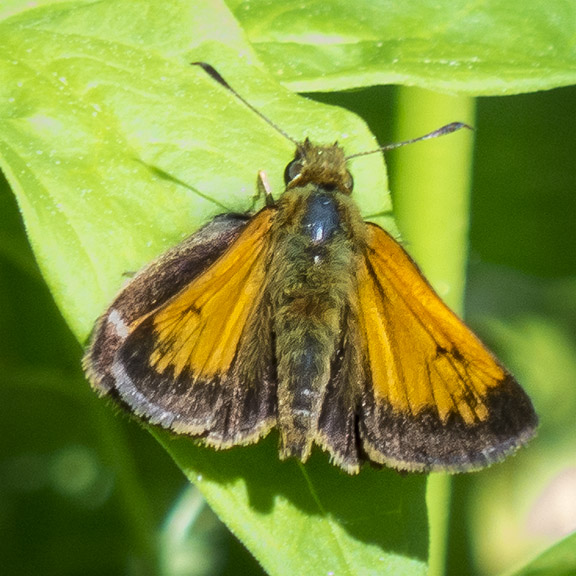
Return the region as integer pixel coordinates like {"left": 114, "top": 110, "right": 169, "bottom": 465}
{"left": 192, "top": 63, "right": 472, "bottom": 157}
{"left": 192, "top": 62, "right": 300, "bottom": 148}
{"left": 346, "top": 122, "right": 473, "bottom": 160}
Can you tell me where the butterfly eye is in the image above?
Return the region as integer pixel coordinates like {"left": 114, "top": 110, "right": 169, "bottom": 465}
{"left": 284, "top": 159, "right": 303, "bottom": 185}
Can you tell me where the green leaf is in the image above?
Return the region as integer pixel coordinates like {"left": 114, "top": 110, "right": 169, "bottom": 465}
{"left": 0, "top": 2, "right": 427, "bottom": 575}
{"left": 3, "top": 1, "right": 571, "bottom": 574}
{"left": 506, "top": 532, "right": 576, "bottom": 576}
{"left": 162, "top": 432, "right": 427, "bottom": 575}
{"left": 227, "top": 0, "right": 576, "bottom": 94}
{"left": 0, "top": 0, "right": 390, "bottom": 341}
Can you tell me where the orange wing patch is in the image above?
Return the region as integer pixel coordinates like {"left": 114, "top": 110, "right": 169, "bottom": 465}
{"left": 139, "top": 210, "right": 274, "bottom": 380}
{"left": 358, "top": 224, "right": 505, "bottom": 425}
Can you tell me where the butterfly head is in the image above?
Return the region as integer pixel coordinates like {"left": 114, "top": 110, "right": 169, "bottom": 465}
{"left": 285, "top": 139, "right": 354, "bottom": 196}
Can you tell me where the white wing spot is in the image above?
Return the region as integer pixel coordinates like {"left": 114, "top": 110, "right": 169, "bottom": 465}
{"left": 108, "top": 309, "right": 129, "bottom": 339}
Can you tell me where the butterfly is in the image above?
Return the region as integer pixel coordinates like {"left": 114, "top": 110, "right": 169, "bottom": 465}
{"left": 83, "top": 63, "right": 537, "bottom": 474}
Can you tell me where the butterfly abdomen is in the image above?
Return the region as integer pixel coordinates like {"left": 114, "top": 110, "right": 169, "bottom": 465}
{"left": 268, "top": 188, "right": 362, "bottom": 461}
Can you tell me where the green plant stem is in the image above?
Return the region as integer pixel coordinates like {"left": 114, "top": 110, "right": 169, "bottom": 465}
{"left": 91, "top": 401, "right": 158, "bottom": 573}
{"left": 391, "top": 86, "right": 476, "bottom": 576}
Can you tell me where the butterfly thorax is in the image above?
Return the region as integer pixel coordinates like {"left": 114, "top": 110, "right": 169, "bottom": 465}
{"left": 266, "top": 178, "right": 366, "bottom": 462}
{"left": 284, "top": 140, "right": 354, "bottom": 196}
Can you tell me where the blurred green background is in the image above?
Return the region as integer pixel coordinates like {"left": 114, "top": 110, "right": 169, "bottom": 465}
{"left": 1, "top": 80, "right": 575, "bottom": 575}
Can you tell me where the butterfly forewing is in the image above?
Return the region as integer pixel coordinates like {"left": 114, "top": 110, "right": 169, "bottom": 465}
{"left": 87, "top": 209, "right": 279, "bottom": 445}
{"left": 146, "top": 209, "right": 275, "bottom": 380}
{"left": 354, "top": 223, "right": 537, "bottom": 471}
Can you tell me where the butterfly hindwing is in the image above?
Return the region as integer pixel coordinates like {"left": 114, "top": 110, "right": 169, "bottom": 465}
{"left": 315, "top": 321, "right": 365, "bottom": 473}
{"left": 353, "top": 223, "right": 537, "bottom": 472}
